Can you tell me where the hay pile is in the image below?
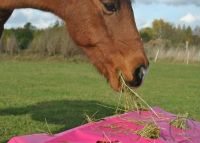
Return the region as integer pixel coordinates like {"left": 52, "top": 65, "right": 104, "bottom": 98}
{"left": 136, "top": 123, "right": 160, "bottom": 139}
{"left": 170, "top": 113, "right": 189, "bottom": 130}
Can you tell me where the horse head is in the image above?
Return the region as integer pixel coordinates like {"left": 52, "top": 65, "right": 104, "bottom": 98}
{"left": 64, "top": 0, "right": 149, "bottom": 90}
{"left": 0, "top": 0, "right": 149, "bottom": 91}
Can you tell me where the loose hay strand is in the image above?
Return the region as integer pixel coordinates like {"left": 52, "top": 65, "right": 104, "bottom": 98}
{"left": 45, "top": 118, "right": 53, "bottom": 136}
{"left": 84, "top": 111, "right": 99, "bottom": 123}
{"left": 115, "top": 86, "right": 123, "bottom": 114}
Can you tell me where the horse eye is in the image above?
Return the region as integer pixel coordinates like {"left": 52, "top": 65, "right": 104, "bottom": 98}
{"left": 103, "top": 3, "right": 118, "bottom": 12}
{"left": 101, "top": 0, "right": 120, "bottom": 13}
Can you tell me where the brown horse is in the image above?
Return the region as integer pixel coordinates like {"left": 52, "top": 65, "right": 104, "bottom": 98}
{"left": 0, "top": 0, "right": 149, "bottom": 91}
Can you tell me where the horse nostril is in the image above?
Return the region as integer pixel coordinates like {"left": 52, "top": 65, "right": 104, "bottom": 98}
{"left": 134, "top": 65, "right": 145, "bottom": 81}
{"left": 126, "top": 65, "right": 147, "bottom": 88}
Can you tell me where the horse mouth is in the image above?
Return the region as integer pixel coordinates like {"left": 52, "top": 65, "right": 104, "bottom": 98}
{"left": 125, "top": 77, "right": 144, "bottom": 88}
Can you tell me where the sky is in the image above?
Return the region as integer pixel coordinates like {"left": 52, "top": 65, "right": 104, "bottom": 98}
{"left": 5, "top": 0, "right": 200, "bottom": 29}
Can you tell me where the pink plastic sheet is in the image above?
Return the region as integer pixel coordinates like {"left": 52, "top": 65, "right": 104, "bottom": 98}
{"left": 8, "top": 108, "right": 200, "bottom": 143}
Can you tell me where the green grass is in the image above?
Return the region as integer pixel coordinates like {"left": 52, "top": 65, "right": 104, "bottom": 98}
{"left": 0, "top": 60, "right": 200, "bottom": 142}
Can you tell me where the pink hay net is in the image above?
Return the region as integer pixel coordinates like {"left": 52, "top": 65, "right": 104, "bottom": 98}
{"left": 8, "top": 108, "right": 200, "bottom": 143}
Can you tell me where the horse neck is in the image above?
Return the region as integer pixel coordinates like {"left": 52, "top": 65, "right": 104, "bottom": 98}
{"left": 0, "top": 0, "right": 67, "bottom": 19}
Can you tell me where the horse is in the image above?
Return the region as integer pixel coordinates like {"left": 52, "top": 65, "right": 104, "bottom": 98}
{"left": 0, "top": 0, "right": 149, "bottom": 91}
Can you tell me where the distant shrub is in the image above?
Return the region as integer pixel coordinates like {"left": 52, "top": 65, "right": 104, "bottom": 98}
{"left": 1, "top": 22, "right": 85, "bottom": 60}
{"left": 0, "top": 34, "right": 19, "bottom": 55}
{"left": 27, "top": 26, "right": 84, "bottom": 59}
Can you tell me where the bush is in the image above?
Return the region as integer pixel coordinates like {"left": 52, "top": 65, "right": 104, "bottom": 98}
{"left": 27, "top": 26, "right": 84, "bottom": 58}
{"left": 0, "top": 34, "right": 19, "bottom": 55}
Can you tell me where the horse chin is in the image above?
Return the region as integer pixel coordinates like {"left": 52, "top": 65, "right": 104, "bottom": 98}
{"left": 107, "top": 73, "right": 121, "bottom": 92}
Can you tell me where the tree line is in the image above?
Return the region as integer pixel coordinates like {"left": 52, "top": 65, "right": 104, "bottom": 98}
{"left": 0, "top": 21, "right": 83, "bottom": 58}
{"left": 140, "top": 19, "right": 200, "bottom": 48}
{"left": 0, "top": 19, "right": 200, "bottom": 57}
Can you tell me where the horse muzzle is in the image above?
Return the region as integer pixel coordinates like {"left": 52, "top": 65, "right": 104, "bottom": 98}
{"left": 126, "top": 65, "right": 148, "bottom": 88}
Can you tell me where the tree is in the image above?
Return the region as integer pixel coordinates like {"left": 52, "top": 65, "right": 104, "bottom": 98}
{"left": 185, "top": 26, "right": 192, "bottom": 42}
{"left": 140, "top": 27, "right": 154, "bottom": 42}
{"left": 193, "top": 26, "right": 200, "bottom": 36}
{"left": 152, "top": 19, "right": 174, "bottom": 40}
{"left": 5, "top": 35, "right": 19, "bottom": 55}
{"left": 24, "top": 22, "right": 36, "bottom": 30}
{"left": 14, "top": 22, "right": 35, "bottom": 50}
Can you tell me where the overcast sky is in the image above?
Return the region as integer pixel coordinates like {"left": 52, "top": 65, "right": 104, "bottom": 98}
{"left": 5, "top": 0, "right": 200, "bottom": 29}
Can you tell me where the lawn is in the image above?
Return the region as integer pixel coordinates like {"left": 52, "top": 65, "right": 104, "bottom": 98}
{"left": 0, "top": 60, "right": 200, "bottom": 142}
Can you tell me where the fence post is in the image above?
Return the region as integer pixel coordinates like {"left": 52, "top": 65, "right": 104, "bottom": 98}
{"left": 154, "top": 48, "right": 160, "bottom": 63}
{"left": 198, "top": 51, "right": 200, "bottom": 63}
{"left": 185, "top": 41, "right": 189, "bottom": 65}
{"left": 176, "top": 48, "right": 180, "bottom": 61}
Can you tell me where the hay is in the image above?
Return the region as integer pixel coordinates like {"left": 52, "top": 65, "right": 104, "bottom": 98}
{"left": 135, "top": 123, "right": 160, "bottom": 139}
{"left": 170, "top": 113, "right": 189, "bottom": 130}
{"left": 84, "top": 72, "right": 162, "bottom": 139}
{"left": 85, "top": 114, "right": 96, "bottom": 123}
{"left": 117, "top": 72, "right": 159, "bottom": 118}
{"left": 44, "top": 118, "right": 53, "bottom": 135}
{"left": 84, "top": 111, "right": 99, "bottom": 123}
{"left": 116, "top": 72, "right": 161, "bottom": 139}
{"left": 36, "top": 118, "right": 53, "bottom": 136}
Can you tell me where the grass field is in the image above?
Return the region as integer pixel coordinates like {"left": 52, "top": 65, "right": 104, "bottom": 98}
{"left": 0, "top": 60, "right": 200, "bottom": 142}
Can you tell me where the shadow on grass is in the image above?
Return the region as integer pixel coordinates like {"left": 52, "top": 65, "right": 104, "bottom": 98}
{"left": 0, "top": 100, "right": 115, "bottom": 131}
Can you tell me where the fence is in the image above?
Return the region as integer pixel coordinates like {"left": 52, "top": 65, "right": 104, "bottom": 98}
{"left": 145, "top": 46, "right": 200, "bottom": 64}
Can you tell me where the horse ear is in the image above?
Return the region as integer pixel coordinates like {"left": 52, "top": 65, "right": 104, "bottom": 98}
{"left": 0, "top": 10, "right": 13, "bottom": 38}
